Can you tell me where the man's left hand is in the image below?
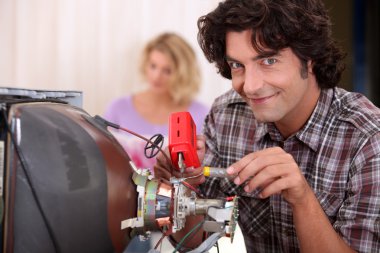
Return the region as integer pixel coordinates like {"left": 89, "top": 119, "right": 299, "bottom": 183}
{"left": 227, "top": 147, "right": 314, "bottom": 207}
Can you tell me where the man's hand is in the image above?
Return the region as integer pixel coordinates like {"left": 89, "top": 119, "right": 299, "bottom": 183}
{"left": 227, "top": 147, "right": 313, "bottom": 207}
{"left": 154, "top": 135, "right": 206, "bottom": 185}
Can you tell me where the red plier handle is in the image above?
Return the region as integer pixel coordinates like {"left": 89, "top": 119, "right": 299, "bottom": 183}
{"left": 168, "top": 112, "right": 200, "bottom": 171}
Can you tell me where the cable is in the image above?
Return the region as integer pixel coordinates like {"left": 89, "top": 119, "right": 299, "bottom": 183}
{"left": 154, "top": 232, "right": 166, "bottom": 250}
{"left": 178, "top": 220, "right": 204, "bottom": 250}
{"left": 171, "top": 198, "right": 233, "bottom": 251}
{"left": 183, "top": 171, "right": 204, "bottom": 181}
{"left": 181, "top": 181, "right": 204, "bottom": 198}
{"left": 173, "top": 220, "right": 205, "bottom": 253}
{"left": 154, "top": 226, "right": 173, "bottom": 250}
{"left": 94, "top": 115, "right": 175, "bottom": 171}
{"left": 1, "top": 109, "right": 60, "bottom": 253}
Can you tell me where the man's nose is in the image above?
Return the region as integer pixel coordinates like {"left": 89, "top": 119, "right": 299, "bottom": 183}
{"left": 243, "top": 65, "right": 264, "bottom": 94}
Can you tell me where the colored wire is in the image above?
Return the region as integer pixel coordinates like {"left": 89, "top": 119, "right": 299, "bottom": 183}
{"left": 226, "top": 196, "right": 237, "bottom": 201}
{"left": 154, "top": 232, "right": 167, "bottom": 250}
{"left": 94, "top": 115, "right": 176, "bottom": 171}
{"left": 183, "top": 171, "right": 204, "bottom": 180}
{"left": 181, "top": 181, "right": 204, "bottom": 198}
{"left": 172, "top": 220, "right": 205, "bottom": 253}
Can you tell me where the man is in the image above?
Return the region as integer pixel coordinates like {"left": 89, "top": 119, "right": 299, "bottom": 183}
{"left": 155, "top": 0, "right": 380, "bottom": 252}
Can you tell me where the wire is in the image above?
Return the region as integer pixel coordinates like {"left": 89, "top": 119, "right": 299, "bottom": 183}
{"left": 181, "top": 181, "right": 204, "bottom": 198}
{"left": 181, "top": 171, "right": 205, "bottom": 197}
{"left": 202, "top": 205, "right": 229, "bottom": 252}
{"left": 154, "top": 232, "right": 166, "bottom": 250}
{"left": 183, "top": 171, "right": 204, "bottom": 180}
{"left": 177, "top": 219, "right": 204, "bottom": 251}
{"left": 225, "top": 195, "right": 237, "bottom": 201}
{"left": 1, "top": 109, "right": 60, "bottom": 253}
{"left": 94, "top": 115, "right": 175, "bottom": 171}
{"left": 154, "top": 225, "right": 173, "bottom": 250}
{"left": 173, "top": 220, "right": 205, "bottom": 253}
{"left": 215, "top": 241, "right": 220, "bottom": 253}
{"left": 171, "top": 200, "right": 231, "bottom": 252}
{"left": 170, "top": 196, "right": 232, "bottom": 251}
{"left": 118, "top": 125, "right": 163, "bottom": 159}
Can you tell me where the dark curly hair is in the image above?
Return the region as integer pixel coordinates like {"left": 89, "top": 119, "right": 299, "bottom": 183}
{"left": 197, "top": 0, "right": 345, "bottom": 88}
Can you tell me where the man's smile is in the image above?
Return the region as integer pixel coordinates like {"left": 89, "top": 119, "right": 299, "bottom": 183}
{"left": 247, "top": 92, "right": 279, "bottom": 105}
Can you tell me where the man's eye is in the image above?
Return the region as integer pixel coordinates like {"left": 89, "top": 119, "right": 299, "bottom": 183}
{"left": 229, "top": 62, "right": 243, "bottom": 69}
{"left": 262, "top": 58, "right": 277, "bottom": 65}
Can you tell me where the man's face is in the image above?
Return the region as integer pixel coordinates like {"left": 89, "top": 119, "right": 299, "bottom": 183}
{"left": 225, "top": 30, "right": 320, "bottom": 136}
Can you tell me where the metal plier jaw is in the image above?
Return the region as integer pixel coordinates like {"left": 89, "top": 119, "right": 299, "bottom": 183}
{"left": 177, "top": 152, "right": 186, "bottom": 177}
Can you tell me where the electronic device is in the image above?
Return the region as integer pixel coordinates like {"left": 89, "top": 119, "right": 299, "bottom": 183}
{"left": 0, "top": 89, "right": 238, "bottom": 253}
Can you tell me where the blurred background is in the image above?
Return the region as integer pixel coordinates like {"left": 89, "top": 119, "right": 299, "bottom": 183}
{"left": 0, "top": 0, "right": 379, "bottom": 116}
{"left": 324, "top": 0, "right": 379, "bottom": 107}
{"left": 0, "top": 0, "right": 231, "bottom": 116}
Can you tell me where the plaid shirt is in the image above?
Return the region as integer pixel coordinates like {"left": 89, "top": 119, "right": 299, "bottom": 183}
{"left": 200, "top": 88, "right": 380, "bottom": 253}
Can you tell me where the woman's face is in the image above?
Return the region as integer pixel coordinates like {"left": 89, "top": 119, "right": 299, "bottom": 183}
{"left": 145, "top": 49, "right": 174, "bottom": 94}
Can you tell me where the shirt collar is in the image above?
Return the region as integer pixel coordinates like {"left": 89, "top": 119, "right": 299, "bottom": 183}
{"left": 262, "top": 88, "right": 333, "bottom": 151}
{"left": 295, "top": 88, "right": 333, "bottom": 151}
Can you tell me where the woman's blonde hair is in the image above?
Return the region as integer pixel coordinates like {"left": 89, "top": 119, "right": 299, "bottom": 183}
{"left": 140, "top": 32, "right": 201, "bottom": 105}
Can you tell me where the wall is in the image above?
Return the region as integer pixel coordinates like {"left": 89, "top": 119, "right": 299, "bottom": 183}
{"left": 0, "top": 0, "right": 231, "bottom": 116}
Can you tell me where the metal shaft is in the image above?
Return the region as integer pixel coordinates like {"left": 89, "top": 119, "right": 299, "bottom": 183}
{"left": 203, "top": 167, "right": 237, "bottom": 180}
{"left": 194, "top": 199, "right": 225, "bottom": 215}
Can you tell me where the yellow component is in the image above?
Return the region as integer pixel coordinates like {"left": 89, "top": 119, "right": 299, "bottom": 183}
{"left": 203, "top": 166, "right": 210, "bottom": 177}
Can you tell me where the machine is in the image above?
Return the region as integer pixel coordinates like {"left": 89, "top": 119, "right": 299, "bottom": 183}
{"left": 0, "top": 88, "right": 238, "bottom": 253}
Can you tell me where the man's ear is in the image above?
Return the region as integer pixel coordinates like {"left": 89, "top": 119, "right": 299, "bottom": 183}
{"left": 307, "top": 60, "right": 314, "bottom": 74}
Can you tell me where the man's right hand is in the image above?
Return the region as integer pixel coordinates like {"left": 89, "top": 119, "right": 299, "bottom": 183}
{"left": 154, "top": 135, "right": 206, "bottom": 185}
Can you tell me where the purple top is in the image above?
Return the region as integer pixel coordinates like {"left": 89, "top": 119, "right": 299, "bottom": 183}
{"left": 104, "top": 95, "right": 209, "bottom": 173}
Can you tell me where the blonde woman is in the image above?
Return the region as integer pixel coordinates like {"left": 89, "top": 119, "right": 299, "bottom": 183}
{"left": 104, "top": 32, "right": 208, "bottom": 173}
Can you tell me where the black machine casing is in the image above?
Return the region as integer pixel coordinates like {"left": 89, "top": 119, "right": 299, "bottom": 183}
{"left": 1, "top": 101, "right": 137, "bottom": 253}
